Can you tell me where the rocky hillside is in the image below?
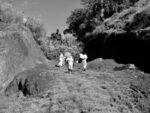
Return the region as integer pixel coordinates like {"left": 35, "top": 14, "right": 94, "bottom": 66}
{"left": 64, "top": 0, "right": 150, "bottom": 73}
{"left": 0, "top": 2, "right": 48, "bottom": 93}
{"left": 84, "top": 4, "right": 150, "bottom": 73}
{"left": 0, "top": 24, "right": 48, "bottom": 93}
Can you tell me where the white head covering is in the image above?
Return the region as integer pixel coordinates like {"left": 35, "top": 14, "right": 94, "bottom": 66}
{"left": 64, "top": 52, "right": 72, "bottom": 58}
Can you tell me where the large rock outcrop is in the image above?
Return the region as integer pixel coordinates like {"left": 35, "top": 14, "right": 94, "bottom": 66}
{"left": 0, "top": 24, "right": 48, "bottom": 93}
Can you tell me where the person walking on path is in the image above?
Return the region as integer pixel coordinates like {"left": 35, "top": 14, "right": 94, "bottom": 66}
{"left": 101, "top": 8, "right": 105, "bottom": 21}
{"left": 66, "top": 55, "right": 74, "bottom": 73}
{"left": 79, "top": 53, "right": 88, "bottom": 71}
{"left": 57, "top": 52, "right": 65, "bottom": 67}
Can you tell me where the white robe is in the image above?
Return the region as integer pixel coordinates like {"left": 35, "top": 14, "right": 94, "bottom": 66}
{"left": 58, "top": 54, "right": 65, "bottom": 66}
{"left": 80, "top": 54, "right": 88, "bottom": 69}
{"left": 66, "top": 56, "right": 74, "bottom": 70}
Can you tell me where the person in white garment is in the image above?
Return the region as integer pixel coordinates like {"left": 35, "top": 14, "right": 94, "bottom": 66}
{"left": 79, "top": 53, "right": 88, "bottom": 71}
{"left": 101, "top": 8, "right": 105, "bottom": 21}
{"left": 57, "top": 52, "right": 66, "bottom": 67}
{"left": 66, "top": 55, "right": 74, "bottom": 73}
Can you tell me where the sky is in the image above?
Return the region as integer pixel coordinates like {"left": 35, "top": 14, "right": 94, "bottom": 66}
{"left": 2, "top": 0, "right": 82, "bottom": 35}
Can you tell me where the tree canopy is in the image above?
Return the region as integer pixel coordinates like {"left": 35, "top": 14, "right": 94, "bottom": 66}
{"left": 65, "top": 0, "right": 140, "bottom": 42}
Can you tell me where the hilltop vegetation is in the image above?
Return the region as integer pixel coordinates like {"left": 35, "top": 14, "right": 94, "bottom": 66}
{"left": 66, "top": 0, "right": 142, "bottom": 41}
{"left": 43, "top": 29, "right": 82, "bottom": 60}
{"left": 65, "top": 0, "right": 150, "bottom": 73}
{"left": 65, "top": 0, "right": 150, "bottom": 45}
{"left": 0, "top": 2, "right": 46, "bottom": 40}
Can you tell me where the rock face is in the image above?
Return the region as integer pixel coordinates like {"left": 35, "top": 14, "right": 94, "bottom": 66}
{"left": 5, "top": 64, "right": 52, "bottom": 96}
{"left": 0, "top": 25, "right": 47, "bottom": 93}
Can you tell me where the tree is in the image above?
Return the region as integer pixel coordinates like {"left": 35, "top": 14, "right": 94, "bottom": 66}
{"left": 66, "top": 0, "right": 140, "bottom": 41}
{"left": 50, "top": 29, "right": 62, "bottom": 41}
{"left": 81, "top": 0, "right": 139, "bottom": 18}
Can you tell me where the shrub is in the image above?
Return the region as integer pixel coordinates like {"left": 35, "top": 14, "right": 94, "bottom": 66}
{"left": 44, "top": 33, "right": 83, "bottom": 60}
{"left": 0, "top": 1, "right": 47, "bottom": 60}
{"left": 24, "top": 17, "right": 46, "bottom": 45}
{"left": 0, "top": 2, "right": 24, "bottom": 24}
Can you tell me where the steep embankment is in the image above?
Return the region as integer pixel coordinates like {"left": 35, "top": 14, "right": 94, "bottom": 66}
{"left": 0, "top": 24, "right": 48, "bottom": 93}
{"left": 84, "top": 6, "right": 150, "bottom": 73}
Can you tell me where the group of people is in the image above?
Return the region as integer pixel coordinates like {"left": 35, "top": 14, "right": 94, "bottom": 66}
{"left": 57, "top": 52, "right": 88, "bottom": 73}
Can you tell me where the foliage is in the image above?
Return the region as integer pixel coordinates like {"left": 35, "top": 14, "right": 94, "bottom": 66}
{"left": 93, "top": 7, "right": 137, "bottom": 34}
{"left": 50, "top": 29, "right": 62, "bottom": 40}
{"left": 0, "top": 2, "right": 24, "bottom": 25}
{"left": 25, "top": 17, "right": 46, "bottom": 45}
{"left": 0, "top": 1, "right": 48, "bottom": 60}
{"left": 66, "top": 8, "right": 97, "bottom": 41}
{"left": 93, "top": 3, "right": 150, "bottom": 33}
{"left": 0, "top": 1, "right": 81, "bottom": 61}
{"left": 135, "top": 0, "right": 150, "bottom": 7}
{"left": 81, "top": 0, "right": 139, "bottom": 17}
{"left": 43, "top": 33, "right": 82, "bottom": 60}
{"left": 66, "top": 0, "right": 140, "bottom": 43}
{"left": 66, "top": 8, "right": 87, "bottom": 36}
{"left": 0, "top": 1, "right": 46, "bottom": 44}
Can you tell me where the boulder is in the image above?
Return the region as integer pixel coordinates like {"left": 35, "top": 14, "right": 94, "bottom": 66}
{"left": 5, "top": 64, "right": 53, "bottom": 97}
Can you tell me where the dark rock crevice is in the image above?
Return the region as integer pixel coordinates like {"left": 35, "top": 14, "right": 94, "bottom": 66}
{"left": 5, "top": 64, "right": 51, "bottom": 97}
{"left": 18, "top": 79, "right": 31, "bottom": 96}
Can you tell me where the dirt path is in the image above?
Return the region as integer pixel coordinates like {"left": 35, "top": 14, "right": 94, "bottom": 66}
{"left": 0, "top": 59, "right": 147, "bottom": 113}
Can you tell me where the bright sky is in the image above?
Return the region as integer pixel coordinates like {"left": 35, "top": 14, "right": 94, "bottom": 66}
{"left": 3, "top": 0, "right": 82, "bottom": 35}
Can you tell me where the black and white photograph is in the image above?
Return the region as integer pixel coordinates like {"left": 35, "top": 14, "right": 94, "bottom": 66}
{"left": 0, "top": 0, "right": 150, "bottom": 113}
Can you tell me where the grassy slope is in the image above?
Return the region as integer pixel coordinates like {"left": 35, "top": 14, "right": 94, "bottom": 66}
{"left": 0, "top": 59, "right": 149, "bottom": 113}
